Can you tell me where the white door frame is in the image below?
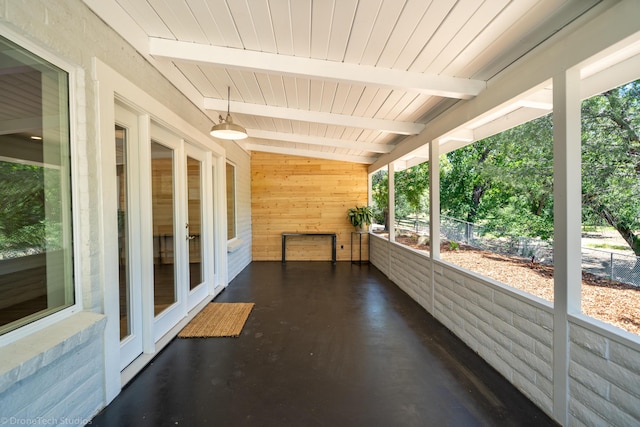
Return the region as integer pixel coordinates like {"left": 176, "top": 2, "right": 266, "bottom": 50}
{"left": 95, "top": 59, "right": 228, "bottom": 403}
{"left": 114, "top": 103, "right": 144, "bottom": 371}
{"left": 184, "top": 143, "right": 210, "bottom": 311}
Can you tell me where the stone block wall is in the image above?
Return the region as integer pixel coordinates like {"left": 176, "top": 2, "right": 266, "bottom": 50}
{"left": 568, "top": 320, "right": 640, "bottom": 425}
{"left": 369, "top": 235, "right": 390, "bottom": 277}
{"left": 0, "top": 313, "right": 105, "bottom": 424}
{"left": 433, "top": 261, "right": 554, "bottom": 415}
{"left": 388, "top": 242, "right": 432, "bottom": 312}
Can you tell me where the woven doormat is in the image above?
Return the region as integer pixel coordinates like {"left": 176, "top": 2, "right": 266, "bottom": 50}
{"left": 178, "top": 302, "right": 254, "bottom": 338}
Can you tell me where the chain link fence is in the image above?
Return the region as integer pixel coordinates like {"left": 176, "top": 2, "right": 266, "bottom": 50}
{"left": 395, "top": 214, "right": 640, "bottom": 287}
{"left": 581, "top": 247, "right": 640, "bottom": 286}
{"left": 439, "top": 215, "right": 553, "bottom": 262}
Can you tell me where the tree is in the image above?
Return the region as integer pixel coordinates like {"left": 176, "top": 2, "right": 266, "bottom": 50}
{"left": 371, "top": 169, "right": 388, "bottom": 228}
{"left": 439, "top": 139, "right": 494, "bottom": 224}
{"left": 582, "top": 80, "right": 640, "bottom": 255}
{"left": 394, "top": 162, "right": 429, "bottom": 218}
{"left": 479, "top": 114, "right": 554, "bottom": 239}
{"left": 439, "top": 115, "right": 555, "bottom": 240}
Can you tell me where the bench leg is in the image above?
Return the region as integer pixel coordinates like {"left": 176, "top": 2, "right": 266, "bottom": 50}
{"left": 282, "top": 235, "right": 286, "bottom": 263}
{"left": 332, "top": 235, "right": 336, "bottom": 264}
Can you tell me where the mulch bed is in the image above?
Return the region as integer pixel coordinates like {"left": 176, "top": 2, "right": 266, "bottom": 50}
{"left": 393, "top": 236, "right": 640, "bottom": 336}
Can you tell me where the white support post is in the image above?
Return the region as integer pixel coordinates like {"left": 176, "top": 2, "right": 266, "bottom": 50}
{"left": 429, "top": 141, "right": 440, "bottom": 314}
{"left": 388, "top": 163, "right": 395, "bottom": 243}
{"left": 429, "top": 141, "right": 440, "bottom": 260}
{"left": 368, "top": 172, "right": 373, "bottom": 207}
{"left": 552, "top": 67, "right": 582, "bottom": 425}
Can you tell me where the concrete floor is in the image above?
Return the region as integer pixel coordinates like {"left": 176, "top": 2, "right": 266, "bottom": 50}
{"left": 91, "top": 261, "right": 558, "bottom": 427}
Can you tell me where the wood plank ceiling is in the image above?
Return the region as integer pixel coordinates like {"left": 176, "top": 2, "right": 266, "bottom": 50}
{"left": 85, "top": 0, "right": 602, "bottom": 164}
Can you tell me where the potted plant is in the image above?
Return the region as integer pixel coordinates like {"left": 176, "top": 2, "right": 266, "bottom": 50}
{"left": 347, "top": 205, "right": 373, "bottom": 232}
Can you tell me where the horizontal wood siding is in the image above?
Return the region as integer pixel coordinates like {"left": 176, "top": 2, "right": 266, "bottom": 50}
{"left": 251, "top": 152, "right": 368, "bottom": 261}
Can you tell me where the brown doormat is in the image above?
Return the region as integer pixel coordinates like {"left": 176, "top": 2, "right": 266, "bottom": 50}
{"left": 178, "top": 302, "right": 254, "bottom": 338}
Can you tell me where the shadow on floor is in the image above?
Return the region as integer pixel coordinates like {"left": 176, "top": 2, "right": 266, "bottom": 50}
{"left": 91, "top": 261, "right": 558, "bottom": 427}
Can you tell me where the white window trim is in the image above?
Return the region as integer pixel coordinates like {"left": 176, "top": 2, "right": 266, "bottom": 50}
{"left": 226, "top": 160, "right": 238, "bottom": 242}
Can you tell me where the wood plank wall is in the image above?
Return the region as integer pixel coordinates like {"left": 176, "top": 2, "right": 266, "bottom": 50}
{"left": 251, "top": 152, "right": 369, "bottom": 262}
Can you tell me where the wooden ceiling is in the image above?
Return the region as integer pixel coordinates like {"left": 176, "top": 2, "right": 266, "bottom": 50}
{"left": 84, "top": 0, "right": 603, "bottom": 164}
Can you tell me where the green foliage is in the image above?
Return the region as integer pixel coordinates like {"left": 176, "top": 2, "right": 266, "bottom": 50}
{"left": 586, "top": 243, "right": 629, "bottom": 251}
{"left": 371, "top": 169, "right": 388, "bottom": 224}
{"left": 347, "top": 205, "right": 373, "bottom": 228}
{"left": 395, "top": 162, "right": 429, "bottom": 218}
{"left": 0, "top": 161, "right": 46, "bottom": 251}
{"left": 440, "top": 114, "right": 555, "bottom": 240}
{"left": 581, "top": 80, "right": 640, "bottom": 255}
{"left": 438, "top": 79, "right": 640, "bottom": 252}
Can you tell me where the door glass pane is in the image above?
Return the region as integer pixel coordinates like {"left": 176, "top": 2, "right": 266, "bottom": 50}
{"left": 115, "top": 125, "right": 131, "bottom": 339}
{"left": 187, "top": 156, "right": 202, "bottom": 289}
{"left": 151, "top": 141, "right": 176, "bottom": 315}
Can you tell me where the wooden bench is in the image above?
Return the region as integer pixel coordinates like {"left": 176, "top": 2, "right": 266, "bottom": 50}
{"left": 281, "top": 232, "right": 337, "bottom": 265}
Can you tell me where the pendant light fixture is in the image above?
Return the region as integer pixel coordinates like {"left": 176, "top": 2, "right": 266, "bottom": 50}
{"left": 210, "top": 86, "right": 248, "bottom": 140}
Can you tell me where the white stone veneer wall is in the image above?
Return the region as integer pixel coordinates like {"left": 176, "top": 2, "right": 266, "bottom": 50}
{"left": 0, "top": 313, "right": 105, "bottom": 424}
{"left": 568, "top": 318, "right": 640, "bottom": 425}
{"left": 387, "top": 240, "right": 432, "bottom": 312}
{"left": 369, "top": 235, "right": 390, "bottom": 277}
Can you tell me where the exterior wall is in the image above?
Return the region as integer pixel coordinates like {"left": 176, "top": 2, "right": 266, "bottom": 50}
{"left": 370, "top": 235, "right": 390, "bottom": 277}
{"left": 568, "top": 319, "right": 640, "bottom": 426}
{"left": 0, "top": 0, "right": 242, "bottom": 422}
{"left": 226, "top": 142, "right": 252, "bottom": 281}
{"left": 388, "top": 241, "right": 432, "bottom": 312}
{"left": 0, "top": 313, "right": 105, "bottom": 424}
{"left": 251, "top": 152, "right": 368, "bottom": 262}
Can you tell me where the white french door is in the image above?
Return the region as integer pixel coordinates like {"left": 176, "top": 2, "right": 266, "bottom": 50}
{"left": 185, "top": 144, "right": 208, "bottom": 310}
{"left": 115, "top": 108, "right": 213, "bottom": 369}
{"left": 149, "top": 123, "right": 185, "bottom": 341}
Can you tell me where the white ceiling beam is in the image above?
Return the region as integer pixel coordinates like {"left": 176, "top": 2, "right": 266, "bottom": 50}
{"left": 243, "top": 143, "right": 377, "bottom": 164}
{"left": 205, "top": 98, "right": 423, "bottom": 135}
{"left": 150, "top": 38, "right": 486, "bottom": 100}
{"left": 247, "top": 129, "right": 394, "bottom": 153}
{"left": 581, "top": 52, "right": 640, "bottom": 99}
{"left": 403, "top": 157, "right": 430, "bottom": 170}
{"left": 438, "top": 129, "right": 474, "bottom": 144}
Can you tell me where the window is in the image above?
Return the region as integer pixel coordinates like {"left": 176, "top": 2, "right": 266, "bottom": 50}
{"left": 226, "top": 162, "right": 236, "bottom": 240}
{"left": 0, "top": 35, "right": 74, "bottom": 335}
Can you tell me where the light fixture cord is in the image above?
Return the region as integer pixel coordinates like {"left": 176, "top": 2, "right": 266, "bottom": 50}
{"left": 227, "top": 86, "right": 231, "bottom": 117}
